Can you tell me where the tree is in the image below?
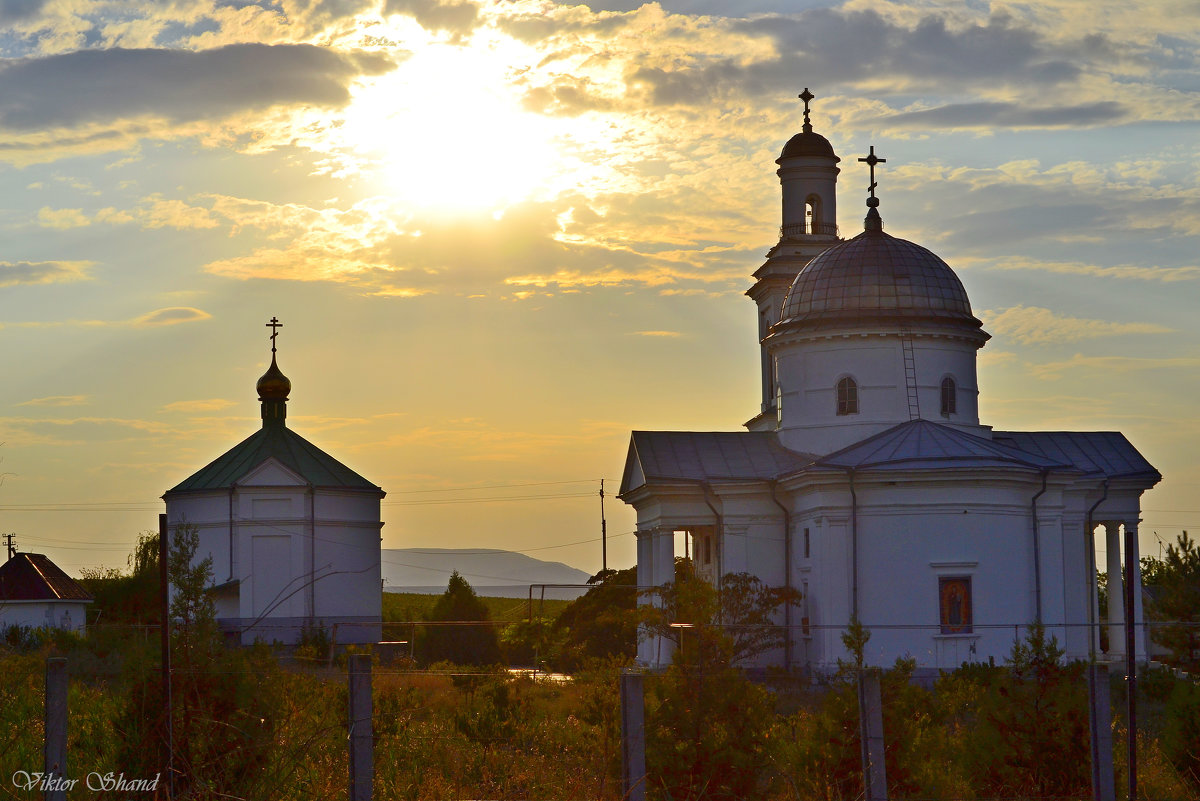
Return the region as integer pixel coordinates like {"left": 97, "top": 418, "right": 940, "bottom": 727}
{"left": 641, "top": 560, "right": 801, "bottom": 801}
{"left": 551, "top": 565, "right": 638, "bottom": 670}
{"left": 117, "top": 522, "right": 276, "bottom": 796}
{"left": 639, "top": 558, "right": 801, "bottom": 668}
{"left": 1147, "top": 531, "right": 1200, "bottom": 671}
{"left": 965, "top": 623, "right": 1090, "bottom": 798}
{"left": 419, "top": 571, "right": 501, "bottom": 666}
{"left": 78, "top": 530, "right": 160, "bottom": 626}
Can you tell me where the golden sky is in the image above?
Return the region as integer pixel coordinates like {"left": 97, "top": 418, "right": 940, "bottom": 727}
{"left": 1, "top": 0, "right": 1198, "bottom": 576}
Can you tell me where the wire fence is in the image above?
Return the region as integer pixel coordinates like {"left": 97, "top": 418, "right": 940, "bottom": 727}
{"left": 0, "top": 620, "right": 1198, "bottom": 801}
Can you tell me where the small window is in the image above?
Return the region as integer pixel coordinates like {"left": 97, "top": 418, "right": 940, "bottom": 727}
{"left": 803, "top": 527, "right": 810, "bottom": 559}
{"left": 800, "top": 580, "right": 810, "bottom": 635}
{"left": 836, "top": 377, "right": 858, "bottom": 415}
{"left": 703, "top": 536, "right": 712, "bottom": 565}
{"left": 806, "top": 194, "right": 823, "bottom": 235}
{"left": 941, "top": 376, "right": 957, "bottom": 417}
{"left": 939, "top": 576, "right": 972, "bottom": 634}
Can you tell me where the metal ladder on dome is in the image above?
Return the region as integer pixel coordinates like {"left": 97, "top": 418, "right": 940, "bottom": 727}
{"left": 900, "top": 328, "right": 921, "bottom": 420}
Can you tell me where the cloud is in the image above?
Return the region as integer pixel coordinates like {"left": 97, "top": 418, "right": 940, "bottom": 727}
{"left": 980, "top": 305, "right": 1172, "bottom": 345}
{"left": 878, "top": 101, "right": 1125, "bottom": 129}
{"left": 162, "top": 398, "right": 236, "bottom": 413}
{"left": 131, "top": 307, "right": 212, "bottom": 327}
{"left": 16, "top": 395, "right": 89, "bottom": 407}
{"left": 630, "top": 330, "right": 683, "bottom": 337}
{"left": 383, "top": 0, "right": 479, "bottom": 34}
{"left": 0, "top": 44, "right": 393, "bottom": 131}
{"left": 976, "top": 258, "right": 1200, "bottom": 282}
{"left": 0, "top": 260, "right": 91, "bottom": 286}
{"left": 36, "top": 207, "right": 90, "bottom": 228}
{"left": 623, "top": 9, "right": 1090, "bottom": 108}
{"left": 1031, "top": 354, "right": 1200, "bottom": 380}
{"left": 0, "top": 0, "right": 48, "bottom": 23}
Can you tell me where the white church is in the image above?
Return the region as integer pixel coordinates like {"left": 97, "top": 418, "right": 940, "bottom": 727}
{"left": 164, "top": 320, "right": 384, "bottom": 645}
{"left": 619, "top": 92, "right": 1161, "bottom": 673}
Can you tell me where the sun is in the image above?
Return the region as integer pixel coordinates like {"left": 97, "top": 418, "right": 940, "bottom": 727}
{"left": 343, "top": 41, "right": 561, "bottom": 215}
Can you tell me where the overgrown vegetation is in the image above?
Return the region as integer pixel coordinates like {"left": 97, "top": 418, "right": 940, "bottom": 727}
{"left": 2, "top": 543, "right": 1198, "bottom": 799}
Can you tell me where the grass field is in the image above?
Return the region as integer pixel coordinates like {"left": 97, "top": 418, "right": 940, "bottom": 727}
{"left": 381, "top": 591, "right": 572, "bottom": 623}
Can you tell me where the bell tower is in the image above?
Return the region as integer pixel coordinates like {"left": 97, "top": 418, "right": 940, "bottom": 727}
{"left": 746, "top": 89, "right": 841, "bottom": 432}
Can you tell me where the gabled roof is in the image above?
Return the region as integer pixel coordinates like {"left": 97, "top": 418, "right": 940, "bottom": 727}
{"left": 809, "top": 419, "right": 1073, "bottom": 473}
{"left": 620, "top": 431, "right": 816, "bottom": 495}
{"left": 991, "top": 431, "right": 1161, "bottom": 482}
{"left": 0, "top": 553, "right": 92, "bottom": 602}
{"left": 165, "top": 422, "right": 381, "bottom": 495}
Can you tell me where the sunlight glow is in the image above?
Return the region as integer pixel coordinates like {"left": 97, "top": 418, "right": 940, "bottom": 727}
{"left": 344, "top": 41, "right": 562, "bottom": 214}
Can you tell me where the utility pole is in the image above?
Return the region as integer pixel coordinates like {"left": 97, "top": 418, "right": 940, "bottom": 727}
{"left": 4, "top": 532, "right": 15, "bottom": 561}
{"left": 599, "top": 479, "right": 608, "bottom": 572}
{"left": 158, "top": 513, "right": 174, "bottom": 796}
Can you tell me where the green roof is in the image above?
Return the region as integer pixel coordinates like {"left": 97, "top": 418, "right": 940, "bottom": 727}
{"left": 165, "top": 421, "right": 382, "bottom": 495}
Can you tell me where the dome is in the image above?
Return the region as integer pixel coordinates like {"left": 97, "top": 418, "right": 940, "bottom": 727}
{"left": 778, "top": 227, "right": 984, "bottom": 333}
{"left": 256, "top": 354, "right": 291, "bottom": 400}
{"left": 778, "top": 130, "right": 839, "bottom": 161}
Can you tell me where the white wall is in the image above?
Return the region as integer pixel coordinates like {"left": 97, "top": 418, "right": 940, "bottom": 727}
{"left": 0, "top": 600, "right": 89, "bottom": 635}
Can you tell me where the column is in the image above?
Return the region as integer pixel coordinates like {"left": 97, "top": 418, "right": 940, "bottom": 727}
{"left": 1125, "top": 521, "right": 1146, "bottom": 661}
{"left": 1105, "top": 522, "right": 1123, "bottom": 658}
{"left": 652, "top": 527, "right": 675, "bottom": 586}
{"left": 635, "top": 529, "right": 653, "bottom": 664}
{"left": 652, "top": 527, "right": 676, "bottom": 665}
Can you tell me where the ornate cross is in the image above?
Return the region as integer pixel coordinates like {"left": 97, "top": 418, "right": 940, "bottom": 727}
{"left": 858, "top": 145, "right": 886, "bottom": 201}
{"left": 266, "top": 316, "right": 283, "bottom": 353}
{"left": 799, "top": 87, "right": 815, "bottom": 131}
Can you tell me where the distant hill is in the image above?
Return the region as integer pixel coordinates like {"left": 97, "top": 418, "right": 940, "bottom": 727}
{"left": 381, "top": 548, "right": 593, "bottom": 600}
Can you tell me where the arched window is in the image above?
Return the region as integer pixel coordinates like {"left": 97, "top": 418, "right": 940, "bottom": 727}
{"left": 941, "top": 376, "right": 957, "bottom": 416}
{"left": 836, "top": 377, "right": 858, "bottom": 415}
{"left": 805, "top": 195, "right": 823, "bottom": 235}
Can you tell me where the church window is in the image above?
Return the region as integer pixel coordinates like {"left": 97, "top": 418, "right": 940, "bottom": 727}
{"left": 803, "top": 527, "right": 810, "bottom": 558}
{"left": 941, "top": 376, "right": 957, "bottom": 417}
{"left": 805, "top": 194, "right": 823, "bottom": 235}
{"left": 938, "top": 576, "right": 972, "bottom": 634}
{"left": 801, "top": 580, "right": 810, "bottom": 635}
{"left": 703, "top": 536, "right": 712, "bottom": 565}
{"left": 836, "top": 377, "right": 858, "bottom": 415}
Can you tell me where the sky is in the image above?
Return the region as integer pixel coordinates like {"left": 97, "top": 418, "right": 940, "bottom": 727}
{"left": 0, "top": 0, "right": 1197, "bottom": 580}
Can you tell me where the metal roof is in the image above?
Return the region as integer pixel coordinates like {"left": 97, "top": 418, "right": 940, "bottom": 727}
{"left": 810, "top": 420, "right": 1073, "bottom": 472}
{"left": 992, "top": 431, "right": 1161, "bottom": 482}
{"left": 779, "top": 228, "right": 985, "bottom": 333}
{"left": 165, "top": 421, "right": 382, "bottom": 495}
{"left": 0, "top": 553, "right": 92, "bottom": 602}
{"left": 619, "top": 431, "right": 816, "bottom": 495}
{"left": 779, "top": 130, "right": 839, "bottom": 161}
{"left": 620, "top": 422, "right": 1160, "bottom": 493}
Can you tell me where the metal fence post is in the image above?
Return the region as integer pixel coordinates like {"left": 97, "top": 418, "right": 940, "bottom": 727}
{"left": 857, "top": 669, "right": 888, "bottom": 801}
{"left": 44, "top": 657, "right": 68, "bottom": 801}
{"left": 620, "top": 669, "right": 647, "bottom": 801}
{"left": 1088, "top": 662, "right": 1116, "bottom": 801}
{"left": 348, "top": 653, "right": 373, "bottom": 801}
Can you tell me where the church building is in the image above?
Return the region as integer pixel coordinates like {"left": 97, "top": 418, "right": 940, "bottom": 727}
{"left": 619, "top": 92, "right": 1161, "bottom": 673}
{"left": 164, "top": 320, "right": 384, "bottom": 645}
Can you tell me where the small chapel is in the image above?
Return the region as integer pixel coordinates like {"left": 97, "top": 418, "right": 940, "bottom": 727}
{"left": 619, "top": 92, "right": 1161, "bottom": 673}
{"left": 163, "top": 320, "right": 384, "bottom": 645}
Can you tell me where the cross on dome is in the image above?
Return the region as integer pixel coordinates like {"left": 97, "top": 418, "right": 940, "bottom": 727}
{"left": 266, "top": 316, "right": 283, "bottom": 353}
{"left": 858, "top": 145, "right": 887, "bottom": 231}
{"left": 858, "top": 145, "right": 886, "bottom": 205}
{"left": 798, "top": 87, "right": 815, "bottom": 133}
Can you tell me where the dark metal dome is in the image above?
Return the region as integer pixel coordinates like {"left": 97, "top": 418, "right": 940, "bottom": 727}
{"left": 779, "top": 228, "right": 985, "bottom": 333}
{"left": 778, "top": 130, "right": 839, "bottom": 161}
